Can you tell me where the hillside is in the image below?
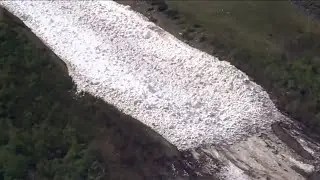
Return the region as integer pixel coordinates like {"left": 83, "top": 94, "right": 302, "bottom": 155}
{"left": 0, "top": 8, "right": 189, "bottom": 180}
{"left": 1, "top": 1, "right": 320, "bottom": 179}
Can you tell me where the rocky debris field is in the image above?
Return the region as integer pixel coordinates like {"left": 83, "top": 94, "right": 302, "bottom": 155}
{"left": 1, "top": 1, "right": 320, "bottom": 180}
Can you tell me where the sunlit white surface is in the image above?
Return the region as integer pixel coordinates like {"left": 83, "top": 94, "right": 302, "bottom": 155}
{"left": 0, "top": 1, "right": 289, "bottom": 150}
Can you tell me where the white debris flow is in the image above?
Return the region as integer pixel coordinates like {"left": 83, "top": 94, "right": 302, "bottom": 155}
{"left": 1, "top": 1, "right": 289, "bottom": 150}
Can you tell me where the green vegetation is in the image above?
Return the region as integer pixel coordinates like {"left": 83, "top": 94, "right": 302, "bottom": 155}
{"left": 165, "top": 1, "right": 320, "bottom": 132}
{"left": 0, "top": 13, "right": 106, "bottom": 180}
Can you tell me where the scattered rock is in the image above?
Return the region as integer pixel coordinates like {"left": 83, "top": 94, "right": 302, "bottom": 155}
{"left": 271, "top": 122, "right": 314, "bottom": 160}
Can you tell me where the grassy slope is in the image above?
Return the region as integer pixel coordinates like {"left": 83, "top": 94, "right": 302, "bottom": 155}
{"left": 0, "top": 8, "right": 184, "bottom": 180}
{"left": 165, "top": 1, "right": 320, "bottom": 133}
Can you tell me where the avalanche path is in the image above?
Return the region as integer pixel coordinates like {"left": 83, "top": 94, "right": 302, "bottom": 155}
{"left": 0, "top": 0, "right": 287, "bottom": 149}
{"left": 1, "top": 1, "right": 319, "bottom": 179}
